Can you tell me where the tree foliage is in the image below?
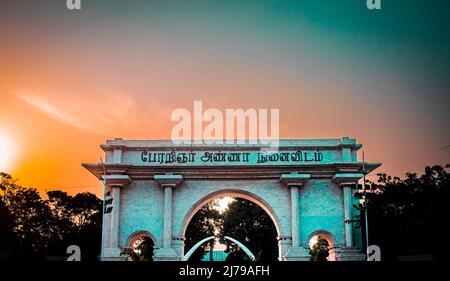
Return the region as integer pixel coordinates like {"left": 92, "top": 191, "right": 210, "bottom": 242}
{"left": 366, "top": 164, "right": 450, "bottom": 260}
{"left": 184, "top": 201, "right": 223, "bottom": 261}
{"left": 0, "top": 172, "right": 102, "bottom": 260}
{"left": 221, "top": 198, "right": 278, "bottom": 262}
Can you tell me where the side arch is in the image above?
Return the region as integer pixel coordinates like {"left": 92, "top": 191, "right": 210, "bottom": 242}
{"left": 126, "top": 230, "right": 158, "bottom": 249}
{"left": 304, "top": 230, "right": 336, "bottom": 261}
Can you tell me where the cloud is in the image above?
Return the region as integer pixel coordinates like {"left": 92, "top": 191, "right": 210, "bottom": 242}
{"left": 16, "top": 89, "right": 170, "bottom": 136}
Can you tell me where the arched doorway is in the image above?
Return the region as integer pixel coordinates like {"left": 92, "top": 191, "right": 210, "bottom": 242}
{"left": 306, "top": 231, "right": 336, "bottom": 261}
{"left": 182, "top": 190, "right": 281, "bottom": 261}
{"left": 124, "top": 231, "right": 156, "bottom": 261}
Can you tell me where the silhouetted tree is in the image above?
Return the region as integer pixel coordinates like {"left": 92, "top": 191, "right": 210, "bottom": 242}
{"left": 222, "top": 198, "right": 278, "bottom": 262}
{"left": 6, "top": 185, "right": 55, "bottom": 259}
{"left": 365, "top": 164, "right": 450, "bottom": 261}
{"left": 46, "top": 190, "right": 102, "bottom": 261}
{"left": 184, "top": 201, "right": 223, "bottom": 261}
{"left": 0, "top": 172, "right": 102, "bottom": 260}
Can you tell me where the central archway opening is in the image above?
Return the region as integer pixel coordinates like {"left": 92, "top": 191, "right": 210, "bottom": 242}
{"left": 183, "top": 193, "right": 279, "bottom": 262}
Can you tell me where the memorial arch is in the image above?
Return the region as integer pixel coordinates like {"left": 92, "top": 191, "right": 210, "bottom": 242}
{"left": 82, "top": 137, "right": 381, "bottom": 261}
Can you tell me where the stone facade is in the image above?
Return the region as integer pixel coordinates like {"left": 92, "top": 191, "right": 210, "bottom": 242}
{"left": 82, "top": 137, "right": 380, "bottom": 261}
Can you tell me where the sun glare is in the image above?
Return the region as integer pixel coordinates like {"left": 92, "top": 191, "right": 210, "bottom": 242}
{"left": 214, "top": 197, "right": 235, "bottom": 213}
{"left": 0, "top": 131, "right": 16, "bottom": 173}
{"left": 309, "top": 236, "right": 318, "bottom": 248}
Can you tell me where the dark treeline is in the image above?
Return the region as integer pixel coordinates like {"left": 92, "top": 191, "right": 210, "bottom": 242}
{"left": 366, "top": 164, "right": 450, "bottom": 261}
{"left": 0, "top": 172, "right": 102, "bottom": 261}
{"left": 1, "top": 164, "right": 449, "bottom": 261}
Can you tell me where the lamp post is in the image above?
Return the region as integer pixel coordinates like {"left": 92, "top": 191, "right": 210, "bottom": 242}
{"left": 362, "top": 151, "right": 370, "bottom": 260}
{"left": 99, "top": 157, "right": 107, "bottom": 261}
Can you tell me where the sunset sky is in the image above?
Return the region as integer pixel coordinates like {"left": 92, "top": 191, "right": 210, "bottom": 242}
{"left": 0, "top": 0, "right": 449, "bottom": 197}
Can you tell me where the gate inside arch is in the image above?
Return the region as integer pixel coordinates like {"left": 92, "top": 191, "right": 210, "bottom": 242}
{"left": 182, "top": 236, "right": 256, "bottom": 261}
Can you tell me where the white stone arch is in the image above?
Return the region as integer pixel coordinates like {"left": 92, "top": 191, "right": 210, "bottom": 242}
{"left": 83, "top": 138, "right": 380, "bottom": 261}
{"left": 179, "top": 189, "right": 283, "bottom": 259}
{"left": 304, "top": 230, "right": 336, "bottom": 261}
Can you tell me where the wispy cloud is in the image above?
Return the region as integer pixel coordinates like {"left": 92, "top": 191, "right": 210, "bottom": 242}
{"left": 16, "top": 89, "right": 170, "bottom": 136}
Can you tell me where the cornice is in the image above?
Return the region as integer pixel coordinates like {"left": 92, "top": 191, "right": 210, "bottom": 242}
{"left": 100, "top": 144, "right": 362, "bottom": 152}
{"left": 82, "top": 162, "right": 381, "bottom": 181}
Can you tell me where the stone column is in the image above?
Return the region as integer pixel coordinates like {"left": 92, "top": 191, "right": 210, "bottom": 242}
{"left": 332, "top": 173, "right": 366, "bottom": 261}
{"left": 110, "top": 186, "right": 121, "bottom": 249}
{"left": 290, "top": 185, "right": 301, "bottom": 248}
{"left": 101, "top": 174, "right": 130, "bottom": 261}
{"left": 153, "top": 174, "right": 183, "bottom": 261}
{"left": 280, "top": 172, "right": 311, "bottom": 261}
{"left": 342, "top": 184, "right": 354, "bottom": 247}
{"left": 162, "top": 185, "right": 173, "bottom": 248}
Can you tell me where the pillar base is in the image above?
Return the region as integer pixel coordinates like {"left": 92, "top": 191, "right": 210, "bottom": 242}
{"left": 284, "top": 246, "right": 311, "bottom": 261}
{"left": 102, "top": 247, "right": 125, "bottom": 261}
{"left": 278, "top": 237, "right": 292, "bottom": 261}
{"left": 335, "top": 247, "right": 366, "bottom": 261}
{"left": 172, "top": 238, "right": 185, "bottom": 259}
{"left": 153, "top": 247, "right": 180, "bottom": 261}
